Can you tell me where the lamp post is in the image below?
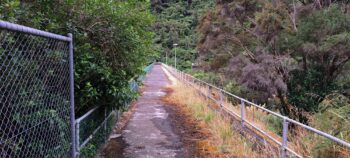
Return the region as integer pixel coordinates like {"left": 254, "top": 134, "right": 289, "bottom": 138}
{"left": 173, "top": 43, "right": 178, "bottom": 69}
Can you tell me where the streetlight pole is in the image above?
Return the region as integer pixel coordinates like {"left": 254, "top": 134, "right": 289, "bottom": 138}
{"left": 173, "top": 43, "right": 178, "bottom": 69}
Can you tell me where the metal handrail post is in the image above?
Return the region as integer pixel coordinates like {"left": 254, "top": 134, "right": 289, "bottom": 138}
{"left": 207, "top": 85, "right": 211, "bottom": 101}
{"left": 281, "top": 117, "right": 289, "bottom": 158}
{"left": 219, "top": 90, "right": 224, "bottom": 108}
{"left": 240, "top": 99, "right": 245, "bottom": 127}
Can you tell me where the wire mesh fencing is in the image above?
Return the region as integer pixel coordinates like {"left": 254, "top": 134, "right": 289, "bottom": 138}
{"left": 0, "top": 21, "right": 75, "bottom": 157}
{"left": 0, "top": 20, "right": 155, "bottom": 158}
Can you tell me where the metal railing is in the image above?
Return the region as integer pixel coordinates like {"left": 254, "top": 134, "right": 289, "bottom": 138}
{"left": 75, "top": 106, "right": 119, "bottom": 157}
{"left": 74, "top": 63, "right": 154, "bottom": 157}
{"left": 0, "top": 21, "right": 75, "bottom": 157}
{"left": 162, "top": 63, "right": 350, "bottom": 158}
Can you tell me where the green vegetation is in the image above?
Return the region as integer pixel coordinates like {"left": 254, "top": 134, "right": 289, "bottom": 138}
{"left": 151, "top": 0, "right": 214, "bottom": 69}
{"left": 1, "top": 0, "right": 350, "bottom": 157}
{"left": 1, "top": 0, "right": 155, "bottom": 115}
{"left": 311, "top": 93, "right": 350, "bottom": 157}
{"left": 195, "top": 0, "right": 350, "bottom": 121}
{"left": 1, "top": 0, "right": 154, "bottom": 157}
{"left": 154, "top": 1, "right": 350, "bottom": 157}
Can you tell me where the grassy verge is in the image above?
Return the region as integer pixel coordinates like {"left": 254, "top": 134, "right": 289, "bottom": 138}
{"left": 162, "top": 66, "right": 349, "bottom": 157}
{"left": 163, "top": 83, "right": 264, "bottom": 158}
{"left": 202, "top": 85, "right": 350, "bottom": 157}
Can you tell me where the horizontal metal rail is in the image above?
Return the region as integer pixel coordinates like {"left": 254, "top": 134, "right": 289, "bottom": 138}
{"left": 74, "top": 62, "right": 155, "bottom": 157}
{"left": 75, "top": 106, "right": 101, "bottom": 156}
{"left": 0, "top": 20, "right": 71, "bottom": 41}
{"left": 162, "top": 63, "right": 350, "bottom": 158}
{"left": 75, "top": 106, "right": 117, "bottom": 157}
{"left": 76, "top": 106, "right": 100, "bottom": 124}
{"left": 79, "top": 111, "right": 115, "bottom": 149}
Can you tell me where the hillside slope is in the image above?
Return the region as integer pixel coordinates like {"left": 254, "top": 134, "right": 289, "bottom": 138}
{"left": 152, "top": 1, "right": 350, "bottom": 157}
{"left": 197, "top": 0, "right": 350, "bottom": 119}
{"left": 151, "top": 0, "right": 214, "bottom": 69}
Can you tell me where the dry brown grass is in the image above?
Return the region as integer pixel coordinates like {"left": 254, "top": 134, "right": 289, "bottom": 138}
{"left": 164, "top": 83, "right": 265, "bottom": 158}
{"left": 191, "top": 83, "right": 350, "bottom": 158}
{"left": 162, "top": 66, "right": 349, "bottom": 157}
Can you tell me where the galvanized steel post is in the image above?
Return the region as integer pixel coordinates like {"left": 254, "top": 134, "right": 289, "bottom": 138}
{"left": 281, "top": 117, "right": 289, "bottom": 158}
{"left": 219, "top": 90, "right": 224, "bottom": 107}
{"left": 75, "top": 122, "right": 80, "bottom": 157}
{"left": 207, "top": 86, "right": 211, "bottom": 101}
{"left": 240, "top": 100, "right": 245, "bottom": 127}
{"left": 68, "top": 33, "right": 76, "bottom": 158}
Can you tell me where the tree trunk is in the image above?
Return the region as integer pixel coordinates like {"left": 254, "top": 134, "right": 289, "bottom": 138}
{"left": 277, "top": 90, "right": 290, "bottom": 116}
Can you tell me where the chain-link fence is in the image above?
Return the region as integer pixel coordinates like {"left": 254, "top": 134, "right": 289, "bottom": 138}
{"left": 0, "top": 21, "right": 75, "bottom": 158}
{"left": 0, "top": 20, "right": 155, "bottom": 158}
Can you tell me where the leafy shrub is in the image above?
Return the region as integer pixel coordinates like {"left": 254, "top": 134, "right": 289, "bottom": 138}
{"left": 286, "top": 5, "right": 350, "bottom": 113}
{"left": 192, "top": 70, "right": 222, "bottom": 86}
{"left": 0, "top": 0, "right": 154, "bottom": 156}
{"left": 0, "top": 0, "right": 155, "bottom": 115}
{"left": 224, "top": 80, "right": 241, "bottom": 97}
{"left": 310, "top": 93, "right": 350, "bottom": 157}
{"left": 264, "top": 114, "right": 283, "bottom": 136}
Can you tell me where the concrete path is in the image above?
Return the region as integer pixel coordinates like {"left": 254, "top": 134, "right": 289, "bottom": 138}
{"left": 117, "top": 65, "right": 184, "bottom": 158}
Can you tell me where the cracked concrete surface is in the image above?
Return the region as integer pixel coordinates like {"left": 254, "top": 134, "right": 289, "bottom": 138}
{"left": 110, "top": 65, "right": 184, "bottom": 158}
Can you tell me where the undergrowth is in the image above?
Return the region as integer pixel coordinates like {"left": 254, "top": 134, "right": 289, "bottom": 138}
{"left": 165, "top": 83, "right": 263, "bottom": 158}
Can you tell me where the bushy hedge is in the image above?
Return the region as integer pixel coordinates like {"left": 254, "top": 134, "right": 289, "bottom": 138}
{"left": 0, "top": 0, "right": 156, "bottom": 115}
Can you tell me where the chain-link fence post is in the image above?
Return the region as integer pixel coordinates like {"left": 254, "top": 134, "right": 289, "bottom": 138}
{"left": 75, "top": 121, "right": 80, "bottom": 157}
{"left": 219, "top": 90, "right": 224, "bottom": 108}
{"left": 68, "top": 33, "right": 77, "bottom": 158}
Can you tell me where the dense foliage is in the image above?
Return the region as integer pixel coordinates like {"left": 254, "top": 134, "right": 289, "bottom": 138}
{"left": 151, "top": 0, "right": 214, "bottom": 69}
{"left": 1, "top": 0, "right": 155, "bottom": 115}
{"left": 196, "top": 0, "right": 350, "bottom": 122}
{"left": 152, "top": 1, "right": 350, "bottom": 156}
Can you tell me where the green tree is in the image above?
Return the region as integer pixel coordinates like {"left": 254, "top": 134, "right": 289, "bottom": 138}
{"left": 284, "top": 5, "right": 350, "bottom": 114}
{"left": 0, "top": 0, "right": 155, "bottom": 115}
{"left": 152, "top": 0, "right": 214, "bottom": 70}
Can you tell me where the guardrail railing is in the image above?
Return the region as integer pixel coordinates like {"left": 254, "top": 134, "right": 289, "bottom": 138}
{"left": 75, "top": 63, "right": 154, "bottom": 157}
{"left": 75, "top": 106, "right": 119, "bottom": 157}
{"left": 162, "top": 63, "right": 350, "bottom": 158}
